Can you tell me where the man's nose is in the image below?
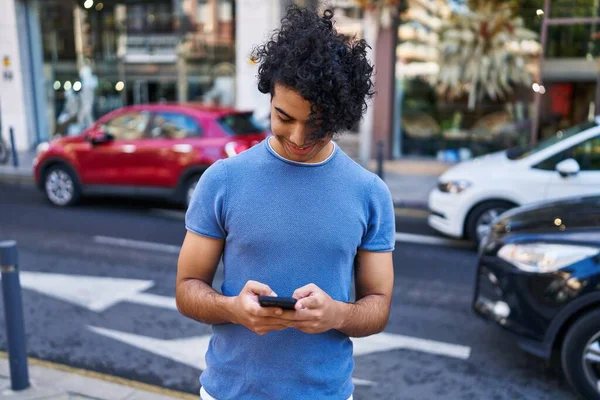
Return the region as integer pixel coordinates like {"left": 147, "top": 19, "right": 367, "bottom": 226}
{"left": 289, "top": 126, "right": 307, "bottom": 147}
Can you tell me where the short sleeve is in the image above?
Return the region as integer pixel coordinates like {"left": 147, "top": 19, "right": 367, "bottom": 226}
{"left": 359, "top": 176, "right": 396, "bottom": 252}
{"left": 185, "top": 160, "right": 228, "bottom": 239}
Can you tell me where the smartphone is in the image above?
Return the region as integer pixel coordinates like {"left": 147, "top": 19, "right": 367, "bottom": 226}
{"left": 258, "top": 296, "right": 297, "bottom": 310}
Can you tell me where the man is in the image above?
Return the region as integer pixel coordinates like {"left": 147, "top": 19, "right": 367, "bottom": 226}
{"left": 176, "top": 6, "right": 395, "bottom": 400}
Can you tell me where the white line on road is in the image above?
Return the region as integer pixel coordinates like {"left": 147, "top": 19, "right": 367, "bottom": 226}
{"left": 149, "top": 209, "right": 186, "bottom": 221}
{"left": 127, "top": 292, "right": 178, "bottom": 310}
{"left": 395, "top": 232, "right": 472, "bottom": 249}
{"left": 352, "top": 331, "right": 471, "bottom": 360}
{"left": 352, "top": 378, "right": 376, "bottom": 386}
{"left": 93, "top": 236, "right": 181, "bottom": 254}
{"left": 94, "top": 232, "right": 470, "bottom": 255}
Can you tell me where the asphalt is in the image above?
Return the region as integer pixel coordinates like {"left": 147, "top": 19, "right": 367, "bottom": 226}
{"left": 0, "top": 183, "right": 577, "bottom": 400}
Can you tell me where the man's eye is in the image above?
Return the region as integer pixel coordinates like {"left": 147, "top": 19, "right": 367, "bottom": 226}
{"left": 278, "top": 116, "right": 292, "bottom": 123}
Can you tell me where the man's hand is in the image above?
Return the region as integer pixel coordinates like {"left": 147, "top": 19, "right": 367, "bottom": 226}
{"left": 231, "top": 280, "right": 288, "bottom": 336}
{"left": 279, "top": 283, "right": 344, "bottom": 334}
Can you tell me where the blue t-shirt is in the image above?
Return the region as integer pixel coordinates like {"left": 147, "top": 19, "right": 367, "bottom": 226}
{"left": 185, "top": 138, "right": 395, "bottom": 400}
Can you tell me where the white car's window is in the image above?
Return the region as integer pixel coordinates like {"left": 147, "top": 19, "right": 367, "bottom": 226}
{"left": 534, "top": 135, "right": 600, "bottom": 171}
{"left": 508, "top": 120, "right": 598, "bottom": 161}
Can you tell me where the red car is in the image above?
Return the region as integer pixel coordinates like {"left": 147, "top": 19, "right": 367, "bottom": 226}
{"left": 34, "top": 104, "right": 268, "bottom": 207}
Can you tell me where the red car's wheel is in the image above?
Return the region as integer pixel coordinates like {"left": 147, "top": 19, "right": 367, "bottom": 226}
{"left": 44, "top": 164, "right": 81, "bottom": 207}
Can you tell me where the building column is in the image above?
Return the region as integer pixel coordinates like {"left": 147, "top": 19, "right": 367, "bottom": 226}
{"left": 0, "top": 0, "right": 47, "bottom": 151}
{"left": 235, "top": 0, "right": 283, "bottom": 118}
{"left": 371, "top": 21, "right": 396, "bottom": 159}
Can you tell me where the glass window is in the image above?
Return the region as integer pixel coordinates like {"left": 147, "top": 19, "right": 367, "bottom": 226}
{"left": 127, "top": 3, "right": 173, "bottom": 34}
{"left": 534, "top": 135, "right": 600, "bottom": 171}
{"left": 102, "top": 111, "right": 150, "bottom": 140}
{"left": 533, "top": 151, "right": 567, "bottom": 171}
{"left": 149, "top": 112, "right": 202, "bottom": 139}
{"left": 571, "top": 135, "right": 600, "bottom": 170}
{"left": 218, "top": 113, "right": 265, "bottom": 136}
{"left": 546, "top": 24, "right": 599, "bottom": 58}
{"left": 511, "top": 120, "right": 598, "bottom": 161}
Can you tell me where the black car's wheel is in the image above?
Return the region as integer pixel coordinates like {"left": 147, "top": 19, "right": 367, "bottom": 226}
{"left": 44, "top": 164, "right": 81, "bottom": 207}
{"left": 465, "top": 200, "right": 514, "bottom": 244}
{"left": 561, "top": 309, "right": 600, "bottom": 400}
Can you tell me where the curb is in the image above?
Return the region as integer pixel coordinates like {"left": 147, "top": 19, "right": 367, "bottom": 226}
{"left": 0, "top": 351, "right": 198, "bottom": 400}
{"left": 0, "top": 171, "right": 34, "bottom": 186}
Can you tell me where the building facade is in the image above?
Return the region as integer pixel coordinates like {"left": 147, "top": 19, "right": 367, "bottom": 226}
{"left": 0, "top": 0, "right": 297, "bottom": 152}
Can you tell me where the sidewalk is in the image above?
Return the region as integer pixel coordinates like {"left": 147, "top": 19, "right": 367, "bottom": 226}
{"left": 0, "top": 354, "right": 196, "bottom": 400}
{"left": 0, "top": 148, "right": 452, "bottom": 209}
{"left": 0, "top": 151, "right": 35, "bottom": 186}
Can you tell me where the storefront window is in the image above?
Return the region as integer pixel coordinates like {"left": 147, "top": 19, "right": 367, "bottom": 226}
{"left": 39, "top": 0, "right": 237, "bottom": 138}
{"left": 546, "top": 24, "right": 600, "bottom": 58}
{"left": 396, "top": 0, "right": 539, "bottom": 160}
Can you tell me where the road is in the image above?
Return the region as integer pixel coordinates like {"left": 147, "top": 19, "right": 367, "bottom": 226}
{"left": 0, "top": 183, "right": 575, "bottom": 399}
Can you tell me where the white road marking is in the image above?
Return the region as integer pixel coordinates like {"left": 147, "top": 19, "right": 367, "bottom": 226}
{"left": 94, "top": 231, "right": 470, "bottom": 256}
{"left": 352, "top": 332, "right": 471, "bottom": 360}
{"left": 87, "top": 326, "right": 378, "bottom": 386}
{"left": 352, "top": 378, "right": 376, "bottom": 386}
{"left": 127, "top": 292, "right": 177, "bottom": 310}
{"left": 149, "top": 209, "right": 186, "bottom": 221}
{"left": 2, "top": 271, "right": 177, "bottom": 312}
{"left": 87, "top": 327, "right": 470, "bottom": 387}
{"left": 93, "top": 235, "right": 181, "bottom": 254}
{"left": 14, "top": 272, "right": 154, "bottom": 312}
{"left": 87, "top": 326, "right": 211, "bottom": 370}
{"left": 395, "top": 232, "right": 472, "bottom": 249}
{"left": 88, "top": 327, "right": 471, "bottom": 368}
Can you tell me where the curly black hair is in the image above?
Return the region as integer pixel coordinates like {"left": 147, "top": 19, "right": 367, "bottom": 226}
{"left": 251, "top": 6, "right": 374, "bottom": 139}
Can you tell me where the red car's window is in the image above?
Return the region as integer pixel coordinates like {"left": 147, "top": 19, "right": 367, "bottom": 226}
{"left": 102, "top": 111, "right": 151, "bottom": 140}
{"left": 218, "top": 113, "right": 265, "bottom": 136}
{"left": 149, "top": 112, "right": 202, "bottom": 139}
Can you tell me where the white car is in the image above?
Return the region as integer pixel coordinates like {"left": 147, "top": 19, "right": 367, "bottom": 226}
{"left": 428, "top": 118, "right": 600, "bottom": 245}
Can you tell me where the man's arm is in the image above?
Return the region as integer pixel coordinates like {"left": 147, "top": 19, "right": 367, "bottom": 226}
{"left": 176, "top": 230, "right": 234, "bottom": 324}
{"left": 335, "top": 250, "right": 394, "bottom": 337}
{"left": 176, "top": 231, "right": 288, "bottom": 333}
{"left": 284, "top": 249, "right": 393, "bottom": 337}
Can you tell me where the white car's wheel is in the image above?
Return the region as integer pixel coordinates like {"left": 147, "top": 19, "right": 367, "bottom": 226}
{"left": 466, "top": 201, "right": 514, "bottom": 244}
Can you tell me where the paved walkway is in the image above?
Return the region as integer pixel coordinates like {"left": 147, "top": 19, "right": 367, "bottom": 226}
{"left": 0, "top": 355, "right": 195, "bottom": 400}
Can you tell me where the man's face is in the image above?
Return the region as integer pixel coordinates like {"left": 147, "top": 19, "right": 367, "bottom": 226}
{"left": 269, "top": 84, "right": 333, "bottom": 163}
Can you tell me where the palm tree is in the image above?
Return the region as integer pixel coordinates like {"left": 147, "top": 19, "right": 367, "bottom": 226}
{"left": 436, "top": 0, "right": 540, "bottom": 110}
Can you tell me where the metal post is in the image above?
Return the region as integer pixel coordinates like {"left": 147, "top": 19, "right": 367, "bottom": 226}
{"left": 376, "top": 140, "right": 384, "bottom": 180}
{"left": 0, "top": 241, "right": 30, "bottom": 391}
{"left": 531, "top": 0, "right": 550, "bottom": 146}
{"left": 9, "top": 127, "right": 19, "bottom": 168}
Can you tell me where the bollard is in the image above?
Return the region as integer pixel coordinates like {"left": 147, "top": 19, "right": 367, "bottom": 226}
{"left": 0, "top": 240, "right": 30, "bottom": 391}
{"left": 9, "top": 128, "right": 19, "bottom": 168}
{"left": 376, "top": 140, "right": 384, "bottom": 181}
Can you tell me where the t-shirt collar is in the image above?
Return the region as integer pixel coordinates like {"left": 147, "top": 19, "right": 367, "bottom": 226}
{"left": 265, "top": 136, "right": 338, "bottom": 167}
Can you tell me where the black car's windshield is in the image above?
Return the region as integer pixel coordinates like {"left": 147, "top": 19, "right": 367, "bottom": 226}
{"left": 506, "top": 119, "right": 598, "bottom": 160}
{"left": 218, "top": 113, "right": 266, "bottom": 135}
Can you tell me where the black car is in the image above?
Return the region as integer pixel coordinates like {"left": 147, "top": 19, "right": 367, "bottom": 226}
{"left": 473, "top": 196, "right": 600, "bottom": 400}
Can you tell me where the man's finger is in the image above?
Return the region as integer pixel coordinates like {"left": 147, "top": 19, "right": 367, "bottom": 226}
{"left": 296, "top": 296, "right": 321, "bottom": 310}
{"left": 293, "top": 283, "right": 319, "bottom": 299}
{"left": 250, "top": 304, "right": 282, "bottom": 317}
{"left": 245, "top": 280, "right": 276, "bottom": 296}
